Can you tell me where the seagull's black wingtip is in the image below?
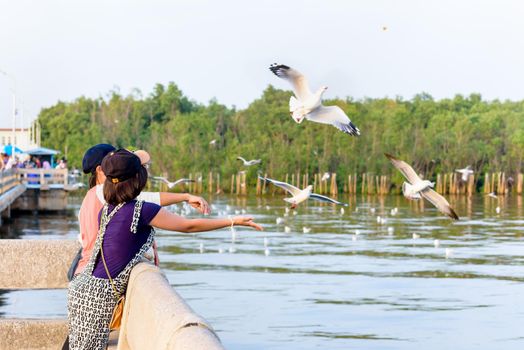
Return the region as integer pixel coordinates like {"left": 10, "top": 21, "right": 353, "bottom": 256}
{"left": 449, "top": 208, "right": 460, "bottom": 221}
{"left": 384, "top": 153, "right": 397, "bottom": 161}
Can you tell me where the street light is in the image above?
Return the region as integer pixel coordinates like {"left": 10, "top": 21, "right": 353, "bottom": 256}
{"left": 0, "top": 69, "right": 17, "bottom": 158}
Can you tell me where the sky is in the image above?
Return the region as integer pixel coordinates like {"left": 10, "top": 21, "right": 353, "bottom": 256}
{"left": 1, "top": 0, "right": 523, "bottom": 128}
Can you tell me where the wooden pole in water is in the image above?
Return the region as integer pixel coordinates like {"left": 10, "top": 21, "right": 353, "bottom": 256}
{"left": 256, "top": 176, "right": 261, "bottom": 195}
{"left": 361, "top": 173, "right": 366, "bottom": 195}
{"left": 230, "top": 174, "right": 235, "bottom": 194}
{"left": 236, "top": 173, "right": 241, "bottom": 195}
{"left": 216, "top": 173, "right": 221, "bottom": 194}
{"left": 242, "top": 172, "right": 247, "bottom": 195}
{"left": 491, "top": 173, "right": 496, "bottom": 194}
{"left": 262, "top": 173, "right": 267, "bottom": 194}
{"left": 484, "top": 173, "right": 490, "bottom": 193}
{"left": 518, "top": 173, "right": 523, "bottom": 194}
{"left": 467, "top": 174, "right": 474, "bottom": 196}
{"left": 331, "top": 173, "right": 337, "bottom": 196}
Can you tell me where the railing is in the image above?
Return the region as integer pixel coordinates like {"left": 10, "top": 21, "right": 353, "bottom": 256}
{"left": 0, "top": 168, "right": 19, "bottom": 195}
{"left": 17, "top": 168, "right": 69, "bottom": 190}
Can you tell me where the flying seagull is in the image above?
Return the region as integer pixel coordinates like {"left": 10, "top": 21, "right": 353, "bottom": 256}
{"left": 456, "top": 166, "right": 474, "bottom": 182}
{"left": 259, "top": 176, "right": 348, "bottom": 209}
{"left": 152, "top": 176, "right": 195, "bottom": 189}
{"left": 385, "top": 154, "right": 459, "bottom": 220}
{"left": 237, "top": 156, "right": 261, "bottom": 166}
{"left": 321, "top": 172, "right": 331, "bottom": 182}
{"left": 269, "top": 63, "right": 360, "bottom": 136}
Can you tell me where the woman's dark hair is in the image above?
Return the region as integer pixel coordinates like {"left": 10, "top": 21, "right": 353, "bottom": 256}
{"left": 103, "top": 166, "right": 148, "bottom": 205}
{"left": 89, "top": 172, "right": 97, "bottom": 189}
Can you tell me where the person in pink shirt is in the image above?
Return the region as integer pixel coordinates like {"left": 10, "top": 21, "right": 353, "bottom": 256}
{"left": 71, "top": 144, "right": 210, "bottom": 277}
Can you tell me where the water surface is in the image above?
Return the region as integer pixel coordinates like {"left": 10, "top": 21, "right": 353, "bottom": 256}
{"left": 1, "top": 194, "right": 524, "bottom": 349}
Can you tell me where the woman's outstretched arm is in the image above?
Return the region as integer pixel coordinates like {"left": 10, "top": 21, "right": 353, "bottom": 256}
{"left": 150, "top": 208, "right": 263, "bottom": 233}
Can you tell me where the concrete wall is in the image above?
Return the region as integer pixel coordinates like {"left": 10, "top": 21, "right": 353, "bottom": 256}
{"left": 0, "top": 240, "right": 225, "bottom": 350}
{"left": 13, "top": 188, "right": 68, "bottom": 212}
{"left": 118, "top": 262, "right": 225, "bottom": 350}
{"left": 0, "top": 239, "right": 79, "bottom": 289}
{"left": 0, "top": 184, "right": 26, "bottom": 222}
{"left": 0, "top": 318, "right": 68, "bottom": 350}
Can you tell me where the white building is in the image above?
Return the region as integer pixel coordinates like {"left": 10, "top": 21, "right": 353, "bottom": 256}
{"left": 0, "top": 122, "right": 40, "bottom": 152}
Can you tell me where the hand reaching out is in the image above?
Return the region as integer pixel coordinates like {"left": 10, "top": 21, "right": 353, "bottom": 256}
{"left": 187, "top": 195, "right": 210, "bottom": 215}
{"left": 233, "top": 216, "right": 263, "bottom": 231}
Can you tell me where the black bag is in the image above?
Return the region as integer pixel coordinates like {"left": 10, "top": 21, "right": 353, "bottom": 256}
{"left": 67, "top": 248, "right": 83, "bottom": 281}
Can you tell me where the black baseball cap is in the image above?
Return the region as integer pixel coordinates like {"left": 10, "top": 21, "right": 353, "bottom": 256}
{"left": 101, "top": 149, "right": 141, "bottom": 184}
{"left": 82, "top": 144, "right": 116, "bottom": 174}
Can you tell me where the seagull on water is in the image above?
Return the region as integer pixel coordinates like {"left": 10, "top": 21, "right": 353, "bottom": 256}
{"left": 487, "top": 192, "right": 499, "bottom": 199}
{"left": 260, "top": 176, "right": 348, "bottom": 209}
{"left": 152, "top": 176, "right": 195, "bottom": 189}
{"left": 385, "top": 154, "right": 459, "bottom": 220}
{"left": 237, "top": 156, "right": 261, "bottom": 166}
{"left": 456, "top": 166, "right": 474, "bottom": 182}
{"left": 269, "top": 63, "right": 361, "bottom": 136}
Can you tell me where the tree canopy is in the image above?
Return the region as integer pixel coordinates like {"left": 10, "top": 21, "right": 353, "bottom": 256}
{"left": 37, "top": 83, "right": 524, "bottom": 188}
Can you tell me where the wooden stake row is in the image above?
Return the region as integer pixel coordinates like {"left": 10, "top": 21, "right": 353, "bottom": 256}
{"left": 152, "top": 171, "right": 524, "bottom": 196}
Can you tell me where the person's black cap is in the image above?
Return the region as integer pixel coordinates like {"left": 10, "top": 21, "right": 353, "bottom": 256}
{"left": 101, "top": 149, "right": 141, "bottom": 184}
{"left": 82, "top": 144, "right": 116, "bottom": 174}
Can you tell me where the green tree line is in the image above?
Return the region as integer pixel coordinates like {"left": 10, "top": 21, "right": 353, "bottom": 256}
{"left": 37, "top": 83, "right": 524, "bottom": 189}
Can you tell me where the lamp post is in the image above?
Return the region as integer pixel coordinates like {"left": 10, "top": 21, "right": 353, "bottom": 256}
{"left": 0, "top": 69, "right": 17, "bottom": 158}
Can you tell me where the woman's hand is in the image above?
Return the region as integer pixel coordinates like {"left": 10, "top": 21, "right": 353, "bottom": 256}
{"left": 187, "top": 195, "right": 210, "bottom": 215}
{"left": 233, "top": 216, "right": 263, "bottom": 231}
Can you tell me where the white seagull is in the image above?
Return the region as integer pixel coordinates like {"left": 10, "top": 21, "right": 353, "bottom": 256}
{"left": 237, "top": 156, "right": 261, "bottom": 166}
{"left": 152, "top": 176, "right": 195, "bottom": 189}
{"left": 456, "top": 166, "right": 474, "bottom": 182}
{"left": 259, "top": 176, "right": 348, "bottom": 209}
{"left": 269, "top": 63, "right": 360, "bottom": 136}
{"left": 385, "top": 154, "right": 459, "bottom": 220}
{"left": 487, "top": 192, "right": 498, "bottom": 199}
{"left": 321, "top": 172, "right": 331, "bottom": 182}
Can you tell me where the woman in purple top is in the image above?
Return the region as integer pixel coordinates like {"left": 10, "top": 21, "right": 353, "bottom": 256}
{"left": 67, "top": 149, "right": 262, "bottom": 350}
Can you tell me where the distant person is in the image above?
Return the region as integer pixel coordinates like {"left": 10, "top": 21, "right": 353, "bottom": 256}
{"left": 42, "top": 160, "right": 52, "bottom": 169}
{"left": 4, "top": 156, "right": 15, "bottom": 170}
{"left": 67, "top": 149, "right": 262, "bottom": 349}
{"left": 56, "top": 158, "right": 67, "bottom": 169}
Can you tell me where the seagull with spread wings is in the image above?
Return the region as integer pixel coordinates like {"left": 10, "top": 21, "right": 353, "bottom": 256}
{"left": 385, "top": 154, "right": 459, "bottom": 220}
{"left": 456, "top": 166, "right": 474, "bottom": 182}
{"left": 237, "top": 156, "right": 261, "bottom": 166}
{"left": 269, "top": 63, "right": 360, "bottom": 136}
{"left": 259, "top": 176, "right": 348, "bottom": 209}
{"left": 152, "top": 176, "right": 195, "bottom": 189}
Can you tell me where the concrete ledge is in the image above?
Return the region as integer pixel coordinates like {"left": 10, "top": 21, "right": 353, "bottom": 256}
{"left": 118, "top": 262, "right": 225, "bottom": 350}
{"left": 13, "top": 188, "right": 68, "bottom": 211}
{"left": 0, "top": 318, "right": 68, "bottom": 350}
{"left": 0, "top": 240, "right": 79, "bottom": 289}
{"left": 0, "top": 184, "right": 26, "bottom": 214}
{"left": 0, "top": 319, "right": 119, "bottom": 350}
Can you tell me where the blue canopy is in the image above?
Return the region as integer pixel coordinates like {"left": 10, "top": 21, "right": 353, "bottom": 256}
{"left": 25, "top": 147, "right": 60, "bottom": 156}
{"left": 1, "top": 144, "right": 24, "bottom": 156}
